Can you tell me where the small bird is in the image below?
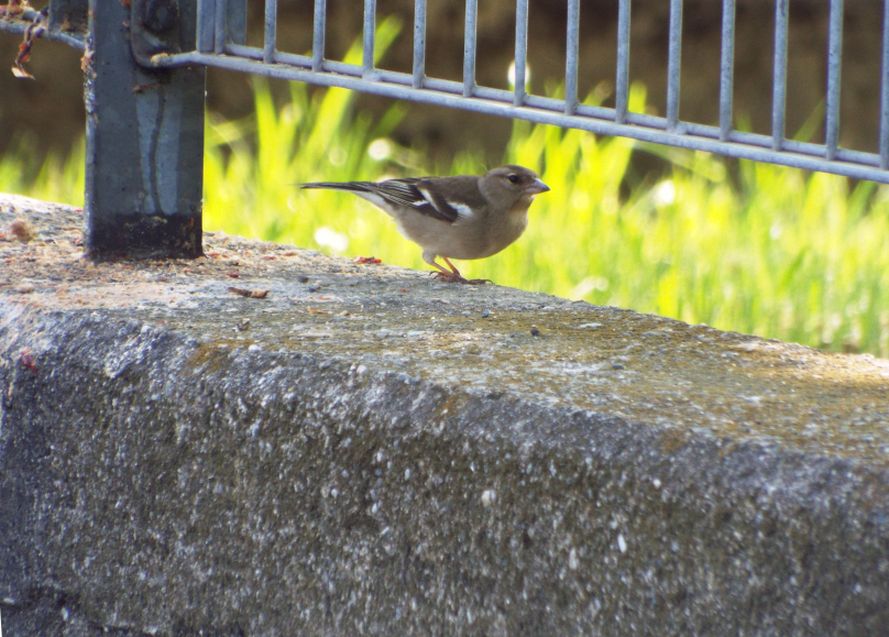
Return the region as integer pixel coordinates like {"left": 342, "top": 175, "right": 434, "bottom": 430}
{"left": 301, "top": 165, "right": 550, "bottom": 283}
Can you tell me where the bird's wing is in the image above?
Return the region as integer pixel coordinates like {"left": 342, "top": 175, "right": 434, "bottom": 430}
{"left": 302, "top": 177, "right": 480, "bottom": 224}
{"left": 375, "top": 178, "right": 462, "bottom": 224}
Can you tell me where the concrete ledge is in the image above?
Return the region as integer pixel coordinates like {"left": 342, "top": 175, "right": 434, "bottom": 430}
{"left": 1, "top": 195, "right": 888, "bottom": 635}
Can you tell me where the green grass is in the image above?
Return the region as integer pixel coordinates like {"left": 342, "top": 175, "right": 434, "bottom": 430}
{"left": 2, "top": 134, "right": 86, "bottom": 204}
{"left": 5, "top": 19, "right": 888, "bottom": 357}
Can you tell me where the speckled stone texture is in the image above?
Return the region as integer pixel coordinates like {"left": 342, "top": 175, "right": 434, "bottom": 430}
{"left": 1, "top": 195, "right": 888, "bottom": 636}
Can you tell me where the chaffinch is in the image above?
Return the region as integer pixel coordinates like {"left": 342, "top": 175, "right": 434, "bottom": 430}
{"left": 301, "top": 165, "right": 550, "bottom": 283}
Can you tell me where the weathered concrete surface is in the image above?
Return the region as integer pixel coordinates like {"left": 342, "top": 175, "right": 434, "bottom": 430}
{"left": 1, "top": 194, "right": 888, "bottom": 636}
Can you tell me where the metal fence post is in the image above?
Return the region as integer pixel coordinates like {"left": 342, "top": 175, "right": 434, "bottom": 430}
{"left": 84, "top": 0, "right": 204, "bottom": 258}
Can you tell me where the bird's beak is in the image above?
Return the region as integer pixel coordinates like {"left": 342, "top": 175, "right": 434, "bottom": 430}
{"left": 525, "top": 178, "right": 550, "bottom": 195}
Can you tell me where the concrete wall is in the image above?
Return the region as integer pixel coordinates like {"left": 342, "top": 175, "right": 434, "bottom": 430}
{"left": 2, "top": 195, "right": 888, "bottom": 635}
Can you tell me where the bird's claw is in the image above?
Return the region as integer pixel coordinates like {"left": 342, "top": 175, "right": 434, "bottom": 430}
{"left": 431, "top": 271, "right": 491, "bottom": 285}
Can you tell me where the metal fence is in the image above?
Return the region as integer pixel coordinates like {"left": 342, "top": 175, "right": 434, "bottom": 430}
{"left": 2, "top": 0, "right": 888, "bottom": 258}
{"left": 171, "top": 0, "right": 889, "bottom": 181}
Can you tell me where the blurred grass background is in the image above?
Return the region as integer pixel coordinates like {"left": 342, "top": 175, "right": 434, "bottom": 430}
{"left": 4, "top": 18, "right": 888, "bottom": 358}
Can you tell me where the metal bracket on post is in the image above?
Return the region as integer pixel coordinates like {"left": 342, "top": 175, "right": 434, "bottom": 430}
{"left": 84, "top": 0, "right": 204, "bottom": 258}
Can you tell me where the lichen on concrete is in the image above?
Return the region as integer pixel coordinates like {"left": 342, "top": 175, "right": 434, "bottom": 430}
{"left": 1, "top": 194, "right": 888, "bottom": 635}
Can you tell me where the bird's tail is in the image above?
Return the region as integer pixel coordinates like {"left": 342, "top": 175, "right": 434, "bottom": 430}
{"left": 300, "top": 181, "right": 374, "bottom": 192}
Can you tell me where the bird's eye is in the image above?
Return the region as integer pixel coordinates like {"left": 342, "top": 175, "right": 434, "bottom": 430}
{"left": 507, "top": 174, "right": 520, "bottom": 184}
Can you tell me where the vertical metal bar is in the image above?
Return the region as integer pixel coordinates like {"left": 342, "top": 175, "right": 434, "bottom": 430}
{"left": 226, "top": 0, "right": 247, "bottom": 45}
{"left": 197, "top": 0, "right": 214, "bottom": 52}
{"left": 615, "top": 0, "right": 631, "bottom": 123}
{"left": 214, "top": 0, "right": 227, "bottom": 54}
{"left": 413, "top": 0, "right": 427, "bottom": 87}
{"left": 772, "top": 0, "right": 789, "bottom": 150}
{"left": 719, "top": 0, "right": 736, "bottom": 140}
{"left": 666, "top": 0, "right": 683, "bottom": 129}
{"left": 463, "top": 0, "right": 478, "bottom": 96}
{"left": 825, "top": 0, "right": 844, "bottom": 159}
{"left": 85, "top": 0, "right": 204, "bottom": 258}
{"left": 881, "top": 0, "right": 889, "bottom": 168}
{"left": 363, "top": 0, "right": 376, "bottom": 74}
{"left": 263, "top": 0, "right": 277, "bottom": 63}
{"left": 514, "top": 0, "right": 529, "bottom": 105}
{"left": 565, "top": 0, "right": 580, "bottom": 114}
{"left": 312, "top": 0, "right": 326, "bottom": 71}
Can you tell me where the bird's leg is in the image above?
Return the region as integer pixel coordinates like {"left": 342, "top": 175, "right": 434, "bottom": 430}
{"left": 441, "top": 257, "right": 464, "bottom": 279}
{"left": 427, "top": 257, "right": 465, "bottom": 282}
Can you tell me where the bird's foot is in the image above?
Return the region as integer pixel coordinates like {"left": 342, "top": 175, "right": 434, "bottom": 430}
{"left": 431, "top": 271, "right": 491, "bottom": 285}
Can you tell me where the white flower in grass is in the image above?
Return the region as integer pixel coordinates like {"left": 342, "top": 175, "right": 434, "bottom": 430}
{"left": 314, "top": 226, "right": 349, "bottom": 253}
{"left": 368, "top": 138, "right": 393, "bottom": 161}
{"left": 652, "top": 179, "right": 676, "bottom": 207}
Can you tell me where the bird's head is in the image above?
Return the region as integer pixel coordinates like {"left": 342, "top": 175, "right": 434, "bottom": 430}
{"left": 483, "top": 165, "right": 550, "bottom": 207}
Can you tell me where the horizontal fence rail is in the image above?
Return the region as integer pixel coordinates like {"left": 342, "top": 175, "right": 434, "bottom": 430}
{"left": 139, "top": 0, "right": 889, "bottom": 184}
{"left": 2, "top": 0, "right": 889, "bottom": 184}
